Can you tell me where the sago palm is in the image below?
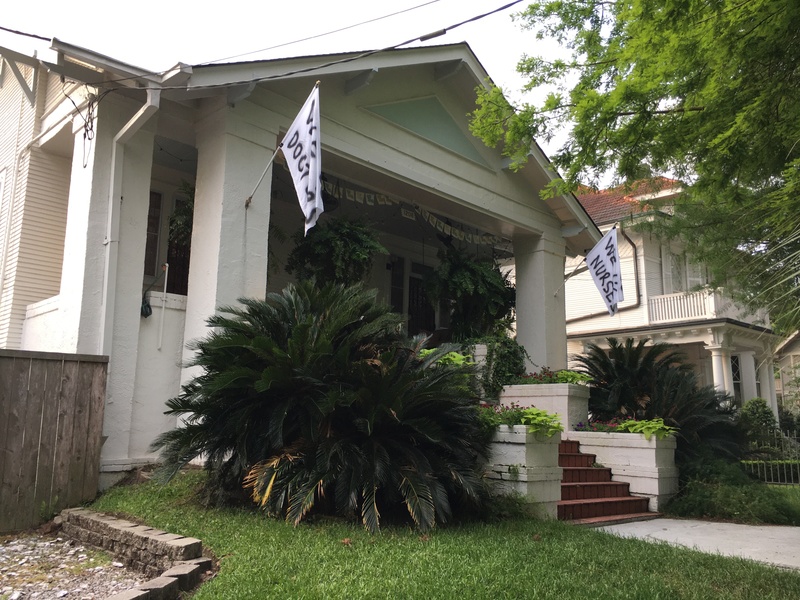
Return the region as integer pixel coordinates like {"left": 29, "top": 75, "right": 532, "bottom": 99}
{"left": 151, "top": 282, "right": 405, "bottom": 501}
{"left": 573, "top": 337, "right": 690, "bottom": 419}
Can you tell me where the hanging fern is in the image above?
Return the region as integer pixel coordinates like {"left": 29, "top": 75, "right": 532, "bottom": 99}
{"left": 286, "top": 218, "right": 388, "bottom": 286}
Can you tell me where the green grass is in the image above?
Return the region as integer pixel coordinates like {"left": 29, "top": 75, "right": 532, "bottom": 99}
{"left": 91, "top": 472, "right": 800, "bottom": 600}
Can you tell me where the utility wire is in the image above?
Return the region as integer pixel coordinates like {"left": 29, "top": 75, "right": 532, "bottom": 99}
{"left": 197, "top": 0, "right": 446, "bottom": 66}
{"left": 95, "top": 0, "right": 525, "bottom": 92}
{"left": 0, "top": 25, "right": 50, "bottom": 41}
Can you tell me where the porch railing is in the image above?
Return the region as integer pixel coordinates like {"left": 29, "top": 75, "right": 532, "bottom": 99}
{"left": 648, "top": 289, "right": 770, "bottom": 327}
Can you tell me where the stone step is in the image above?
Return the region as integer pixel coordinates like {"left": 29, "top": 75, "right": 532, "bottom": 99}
{"left": 561, "top": 481, "right": 631, "bottom": 501}
{"left": 557, "top": 496, "right": 650, "bottom": 521}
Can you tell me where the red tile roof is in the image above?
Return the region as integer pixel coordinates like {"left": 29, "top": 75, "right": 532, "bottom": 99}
{"left": 576, "top": 178, "right": 681, "bottom": 225}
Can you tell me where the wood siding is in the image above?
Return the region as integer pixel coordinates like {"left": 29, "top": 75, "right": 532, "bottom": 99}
{"left": 0, "top": 349, "right": 107, "bottom": 533}
{"left": 0, "top": 64, "right": 70, "bottom": 348}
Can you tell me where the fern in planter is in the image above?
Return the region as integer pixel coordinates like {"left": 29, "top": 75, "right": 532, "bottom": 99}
{"left": 285, "top": 218, "right": 388, "bottom": 286}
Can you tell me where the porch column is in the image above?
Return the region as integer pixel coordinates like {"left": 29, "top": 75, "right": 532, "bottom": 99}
{"left": 181, "top": 98, "right": 274, "bottom": 378}
{"left": 55, "top": 114, "right": 112, "bottom": 353}
{"left": 97, "top": 96, "right": 158, "bottom": 469}
{"left": 707, "top": 344, "right": 734, "bottom": 398}
{"left": 513, "top": 234, "right": 567, "bottom": 370}
{"left": 758, "top": 357, "right": 779, "bottom": 419}
{"left": 739, "top": 350, "right": 758, "bottom": 403}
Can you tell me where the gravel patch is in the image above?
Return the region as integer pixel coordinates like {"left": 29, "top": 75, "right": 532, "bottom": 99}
{"left": 0, "top": 533, "right": 146, "bottom": 600}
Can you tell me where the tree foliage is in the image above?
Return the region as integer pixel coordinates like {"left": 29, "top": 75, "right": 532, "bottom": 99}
{"left": 151, "top": 282, "right": 489, "bottom": 532}
{"left": 471, "top": 0, "right": 800, "bottom": 330}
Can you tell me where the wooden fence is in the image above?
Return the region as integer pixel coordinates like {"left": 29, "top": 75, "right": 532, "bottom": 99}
{"left": 0, "top": 349, "right": 107, "bottom": 533}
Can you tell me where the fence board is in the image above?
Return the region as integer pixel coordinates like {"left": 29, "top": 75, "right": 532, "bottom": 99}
{"left": 17, "top": 359, "right": 47, "bottom": 531}
{"left": 0, "top": 351, "right": 107, "bottom": 533}
{"left": 0, "top": 357, "right": 14, "bottom": 497}
{"left": 50, "top": 360, "right": 79, "bottom": 516}
{"left": 81, "top": 363, "right": 107, "bottom": 500}
{"left": 66, "top": 363, "right": 94, "bottom": 508}
{"left": 32, "top": 359, "right": 64, "bottom": 522}
{"left": 0, "top": 360, "right": 30, "bottom": 532}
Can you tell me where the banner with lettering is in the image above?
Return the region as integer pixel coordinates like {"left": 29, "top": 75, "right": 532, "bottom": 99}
{"left": 282, "top": 83, "right": 322, "bottom": 234}
{"left": 585, "top": 227, "right": 624, "bottom": 316}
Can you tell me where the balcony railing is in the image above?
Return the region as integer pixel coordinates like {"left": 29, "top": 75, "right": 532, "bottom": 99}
{"left": 648, "top": 290, "right": 769, "bottom": 327}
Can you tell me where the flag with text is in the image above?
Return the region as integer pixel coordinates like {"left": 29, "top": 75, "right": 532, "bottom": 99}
{"left": 282, "top": 83, "right": 322, "bottom": 234}
{"left": 585, "top": 227, "right": 624, "bottom": 316}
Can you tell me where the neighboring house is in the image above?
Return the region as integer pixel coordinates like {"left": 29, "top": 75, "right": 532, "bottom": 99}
{"left": 0, "top": 39, "right": 599, "bottom": 478}
{"left": 775, "top": 331, "right": 800, "bottom": 410}
{"left": 565, "top": 179, "right": 781, "bottom": 415}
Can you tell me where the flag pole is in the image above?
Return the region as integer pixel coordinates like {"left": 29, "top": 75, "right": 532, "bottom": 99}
{"left": 245, "top": 143, "right": 283, "bottom": 208}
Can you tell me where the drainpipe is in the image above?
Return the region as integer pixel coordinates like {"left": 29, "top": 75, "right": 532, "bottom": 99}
{"left": 565, "top": 227, "right": 641, "bottom": 324}
{"left": 98, "top": 88, "right": 160, "bottom": 356}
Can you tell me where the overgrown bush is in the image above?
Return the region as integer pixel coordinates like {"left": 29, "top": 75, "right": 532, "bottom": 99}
{"left": 152, "top": 282, "right": 489, "bottom": 532}
{"left": 666, "top": 450, "right": 800, "bottom": 525}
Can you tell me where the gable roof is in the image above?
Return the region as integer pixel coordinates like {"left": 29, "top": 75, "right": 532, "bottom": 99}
{"left": 577, "top": 178, "right": 681, "bottom": 225}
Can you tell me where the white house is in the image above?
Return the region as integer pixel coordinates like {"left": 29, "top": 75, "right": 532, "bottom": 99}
{"left": 565, "top": 180, "right": 780, "bottom": 415}
{"left": 0, "top": 39, "right": 599, "bottom": 479}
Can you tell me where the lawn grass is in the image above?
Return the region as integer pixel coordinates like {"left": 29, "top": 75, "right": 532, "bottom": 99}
{"left": 91, "top": 471, "right": 800, "bottom": 600}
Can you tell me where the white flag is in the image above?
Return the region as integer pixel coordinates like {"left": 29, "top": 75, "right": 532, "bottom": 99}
{"left": 282, "top": 83, "right": 322, "bottom": 234}
{"left": 585, "top": 227, "right": 624, "bottom": 316}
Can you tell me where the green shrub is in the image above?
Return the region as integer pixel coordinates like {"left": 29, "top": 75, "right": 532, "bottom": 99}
{"left": 740, "top": 397, "right": 777, "bottom": 432}
{"left": 469, "top": 334, "right": 528, "bottom": 399}
{"left": 477, "top": 404, "right": 562, "bottom": 437}
{"left": 666, "top": 450, "right": 800, "bottom": 525}
{"left": 510, "top": 367, "right": 590, "bottom": 385}
{"left": 152, "top": 282, "right": 489, "bottom": 532}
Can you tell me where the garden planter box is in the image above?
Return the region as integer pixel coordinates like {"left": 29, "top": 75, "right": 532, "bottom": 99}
{"left": 487, "top": 426, "right": 562, "bottom": 518}
{"left": 564, "top": 431, "right": 678, "bottom": 511}
{"left": 500, "top": 384, "right": 589, "bottom": 431}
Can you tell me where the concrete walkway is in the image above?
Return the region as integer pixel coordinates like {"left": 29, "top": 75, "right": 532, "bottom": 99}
{"left": 598, "top": 518, "right": 800, "bottom": 570}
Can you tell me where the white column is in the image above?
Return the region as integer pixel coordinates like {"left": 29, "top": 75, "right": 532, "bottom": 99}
{"left": 99, "top": 98, "right": 157, "bottom": 469}
{"left": 512, "top": 234, "right": 567, "bottom": 371}
{"left": 181, "top": 99, "right": 274, "bottom": 379}
{"left": 56, "top": 114, "right": 111, "bottom": 353}
{"left": 707, "top": 344, "right": 734, "bottom": 397}
{"left": 758, "top": 357, "right": 779, "bottom": 419}
{"left": 739, "top": 350, "right": 758, "bottom": 402}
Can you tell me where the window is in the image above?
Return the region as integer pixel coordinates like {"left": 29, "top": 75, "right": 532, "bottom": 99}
{"left": 662, "top": 245, "right": 707, "bottom": 294}
{"left": 731, "top": 354, "right": 742, "bottom": 405}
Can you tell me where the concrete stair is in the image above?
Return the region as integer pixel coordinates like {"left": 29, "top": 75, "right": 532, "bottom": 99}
{"left": 557, "top": 440, "right": 658, "bottom": 525}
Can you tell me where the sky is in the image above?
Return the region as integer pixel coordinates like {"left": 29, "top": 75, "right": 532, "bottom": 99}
{"left": 0, "top": 0, "right": 549, "bottom": 100}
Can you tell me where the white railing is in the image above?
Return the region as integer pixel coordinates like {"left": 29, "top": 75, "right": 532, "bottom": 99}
{"left": 648, "top": 289, "right": 770, "bottom": 326}
{"left": 648, "top": 290, "right": 710, "bottom": 323}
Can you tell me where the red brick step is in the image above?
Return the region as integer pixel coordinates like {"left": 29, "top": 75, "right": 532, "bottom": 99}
{"left": 558, "top": 496, "right": 650, "bottom": 521}
{"left": 558, "top": 438, "right": 659, "bottom": 523}
{"left": 561, "top": 481, "right": 630, "bottom": 501}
